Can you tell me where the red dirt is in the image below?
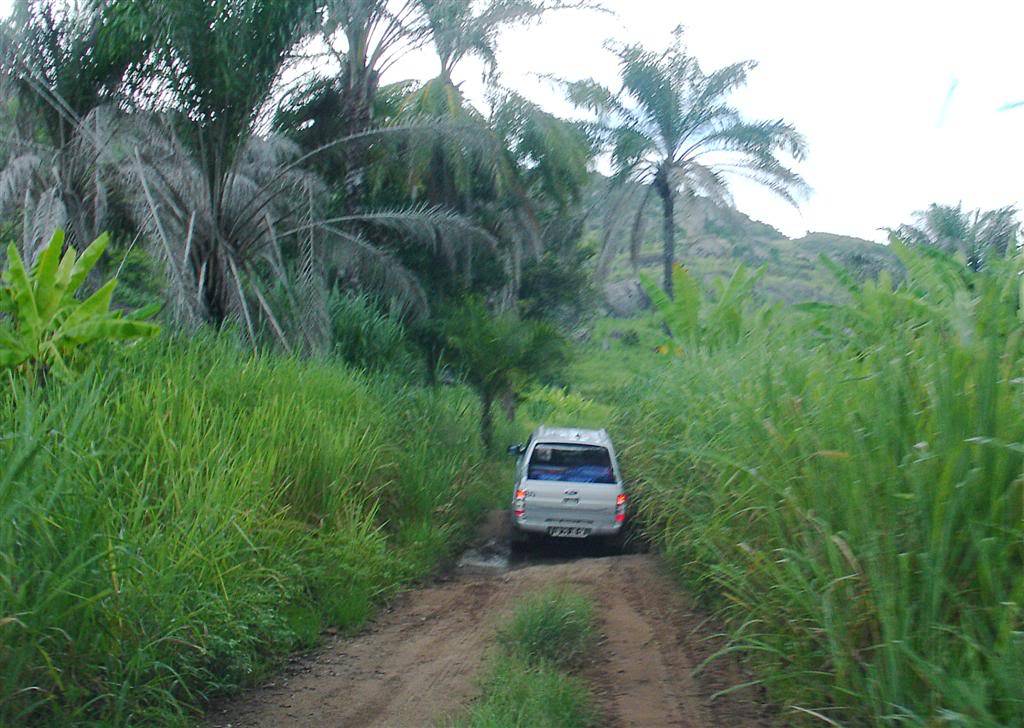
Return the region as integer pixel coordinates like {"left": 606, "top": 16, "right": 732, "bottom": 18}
{"left": 206, "top": 554, "right": 770, "bottom": 727}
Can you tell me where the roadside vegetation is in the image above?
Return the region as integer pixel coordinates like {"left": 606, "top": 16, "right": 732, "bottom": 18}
{"left": 577, "top": 243, "right": 1024, "bottom": 725}
{"left": 452, "top": 589, "right": 598, "bottom": 728}
{"left": 1, "top": 334, "right": 506, "bottom": 724}
{"left": 3, "top": 0, "right": 1022, "bottom": 725}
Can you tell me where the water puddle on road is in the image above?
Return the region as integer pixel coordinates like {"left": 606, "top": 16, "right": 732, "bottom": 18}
{"left": 456, "top": 539, "right": 511, "bottom": 571}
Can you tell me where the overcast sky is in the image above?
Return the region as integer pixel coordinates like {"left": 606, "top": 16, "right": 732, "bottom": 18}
{"left": 412, "top": 0, "right": 1024, "bottom": 241}
{"left": 5, "top": 0, "right": 1022, "bottom": 242}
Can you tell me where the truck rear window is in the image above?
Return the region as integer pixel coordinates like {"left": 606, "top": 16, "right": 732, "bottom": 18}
{"left": 527, "top": 443, "right": 616, "bottom": 484}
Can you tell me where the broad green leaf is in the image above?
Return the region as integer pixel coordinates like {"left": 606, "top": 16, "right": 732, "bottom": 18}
{"left": 61, "top": 318, "right": 160, "bottom": 346}
{"left": 65, "top": 232, "right": 110, "bottom": 300}
{"left": 59, "top": 279, "right": 117, "bottom": 333}
{"left": 0, "top": 346, "right": 29, "bottom": 368}
{"left": 0, "top": 320, "right": 28, "bottom": 369}
{"left": 640, "top": 265, "right": 700, "bottom": 342}
{"left": 125, "top": 302, "right": 162, "bottom": 321}
{"left": 671, "top": 264, "right": 701, "bottom": 341}
{"left": 53, "top": 245, "right": 78, "bottom": 306}
{"left": 4, "top": 243, "right": 40, "bottom": 347}
{"left": 33, "top": 230, "right": 65, "bottom": 324}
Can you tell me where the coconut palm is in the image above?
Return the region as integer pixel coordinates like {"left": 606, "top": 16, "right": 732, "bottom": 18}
{"left": 563, "top": 28, "right": 808, "bottom": 297}
{"left": 890, "top": 203, "right": 1019, "bottom": 272}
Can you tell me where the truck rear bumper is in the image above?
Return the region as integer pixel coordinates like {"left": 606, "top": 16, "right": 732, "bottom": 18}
{"left": 511, "top": 515, "right": 622, "bottom": 537}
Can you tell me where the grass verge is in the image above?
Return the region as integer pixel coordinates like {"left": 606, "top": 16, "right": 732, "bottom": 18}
{"left": 0, "top": 334, "right": 505, "bottom": 725}
{"left": 452, "top": 589, "right": 598, "bottom": 728}
{"left": 575, "top": 251, "right": 1024, "bottom": 724}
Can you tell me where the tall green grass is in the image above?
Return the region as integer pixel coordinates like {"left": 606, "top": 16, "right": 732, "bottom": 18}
{"left": 591, "top": 249, "right": 1024, "bottom": 724}
{"left": 0, "top": 335, "right": 499, "bottom": 725}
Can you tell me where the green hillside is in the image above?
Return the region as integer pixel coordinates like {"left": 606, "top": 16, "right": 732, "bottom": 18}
{"left": 587, "top": 176, "right": 900, "bottom": 312}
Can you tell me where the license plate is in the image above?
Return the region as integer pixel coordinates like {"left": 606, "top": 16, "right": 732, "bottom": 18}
{"left": 547, "top": 526, "right": 590, "bottom": 538}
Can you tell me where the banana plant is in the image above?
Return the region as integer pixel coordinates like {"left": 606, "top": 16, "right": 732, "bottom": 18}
{"left": 0, "top": 230, "right": 160, "bottom": 377}
{"left": 639, "top": 263, "right": 701, "bottom": 347}
{"left": 640, "top": 262, "right": 765, "bottom": 354}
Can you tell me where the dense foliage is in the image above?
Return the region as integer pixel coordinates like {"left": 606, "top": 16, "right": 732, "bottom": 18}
{"left": 579, "top": 246, "right": 1024, "bottom": 725}
{"left": 0, "top": 231, "right": 158, "bottom": 376}
{"left": 3, "top": 1, "right": 1023, "bottom": 726}
{"left": 0, "top": 0, "right": 596, "bottom": 354}
{"left": 0, "top": 337, "right": 503, "bottom": 723}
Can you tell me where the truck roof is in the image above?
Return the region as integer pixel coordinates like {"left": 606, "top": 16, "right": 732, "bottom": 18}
{"left": 532, "top": 426, "right": 611, "bottom": 447}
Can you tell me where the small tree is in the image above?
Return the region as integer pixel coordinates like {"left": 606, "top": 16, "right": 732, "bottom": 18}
{"left": 0, "top": 230, "right": 160, "bottom": 379}
{"left": 440, "top": 297, "right": 567, "bottom": 448}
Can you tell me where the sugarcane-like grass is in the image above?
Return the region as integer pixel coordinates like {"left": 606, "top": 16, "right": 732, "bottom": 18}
{"left": 0, "top": 335, "right": 500, "bottom": 725}
{"left": 592, "top": 255, "right": 1024, "bottom": 725}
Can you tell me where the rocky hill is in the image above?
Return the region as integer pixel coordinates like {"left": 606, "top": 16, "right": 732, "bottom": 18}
{"left": 585, "top": 176, "right": 900, "bottom": 315}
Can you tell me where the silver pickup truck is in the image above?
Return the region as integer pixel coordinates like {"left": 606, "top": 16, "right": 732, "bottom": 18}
{"left": 507, "top": 426, "right": 627, "bottom": 549}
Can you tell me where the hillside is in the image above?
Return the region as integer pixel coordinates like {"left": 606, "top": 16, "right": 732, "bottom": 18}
{"left": 586, "top": 176, "right": 900, "bottom": 314}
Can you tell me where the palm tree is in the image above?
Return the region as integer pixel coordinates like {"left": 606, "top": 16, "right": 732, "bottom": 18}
{"left": 312, "top": 0, "right": 432, "bottom": 190}
{"left": 419, "top": 0, "right": 589, "bottom": 83}
{"left": 440, "top": 296, "right": 567, "bottom": 448}
{"left": 563, "top": 28, "right": 808, "bottom": 297}
{"left": 393, "top": 0, "right": 594, "bottom": 308}
{"left": 129, "top": 0, "right": 493, "bottom": 346}
{"left": 0, "top": 0, "right": 146, "bottom": 259}
{"left": 890, "top": 203, "right": 1019, "bottom": 271}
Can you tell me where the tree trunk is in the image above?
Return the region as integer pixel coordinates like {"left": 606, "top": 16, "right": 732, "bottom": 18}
{"left": 190, "top": 244, "right": 230, "bottom": 328}
{"left": 655, "top": 172, "right": 676, "bottom": 298}
{"left": 480, "top": 391, "right": 495, "bottom": 451}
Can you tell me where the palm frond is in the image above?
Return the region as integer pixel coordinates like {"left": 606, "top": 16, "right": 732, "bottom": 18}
{"left": 0, "top": 153, "right": 43, "bottom": 210}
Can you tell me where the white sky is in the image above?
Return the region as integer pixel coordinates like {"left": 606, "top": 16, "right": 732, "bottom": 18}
{"left": 5, "top": 0, "right": 1022, "bottom": 242}
{"left": 409, "top": 0, "right": 1024, "bottom": 241}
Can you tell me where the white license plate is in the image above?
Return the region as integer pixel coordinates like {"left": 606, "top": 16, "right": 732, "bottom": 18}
{"left": 547, "top": 526, "right": 591, "bottom": 538}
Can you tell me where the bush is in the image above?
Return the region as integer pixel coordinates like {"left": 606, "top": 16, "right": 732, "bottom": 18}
{"left": 328, "top": 292, "right": 420, "bottom": 376}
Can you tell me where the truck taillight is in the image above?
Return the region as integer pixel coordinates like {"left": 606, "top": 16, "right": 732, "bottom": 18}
{"left": 615, "top": 493, "right": 627, "bottom": 523}
{"left": 514, "top": 489, "right": 527, "bottom": 518}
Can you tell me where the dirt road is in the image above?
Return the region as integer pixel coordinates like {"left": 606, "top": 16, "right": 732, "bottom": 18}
{"left": 207, "top": 545, "right": 770, "bottom": 727}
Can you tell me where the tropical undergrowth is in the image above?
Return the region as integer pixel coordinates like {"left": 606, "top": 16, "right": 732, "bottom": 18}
{"left": 0, "top": 334, "right": 504, "bottom": 725}
{"left": 576, "top": 249, "right": 1024, "bottom": 725}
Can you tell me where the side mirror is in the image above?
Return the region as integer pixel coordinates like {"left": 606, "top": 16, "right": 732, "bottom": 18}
{"left": 507, "top": 444, "right": 526, "bottom": 456}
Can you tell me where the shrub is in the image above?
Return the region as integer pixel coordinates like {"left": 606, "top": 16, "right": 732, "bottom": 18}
{"left": 0, "top": 230, "right": 159, "bottom": 377}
